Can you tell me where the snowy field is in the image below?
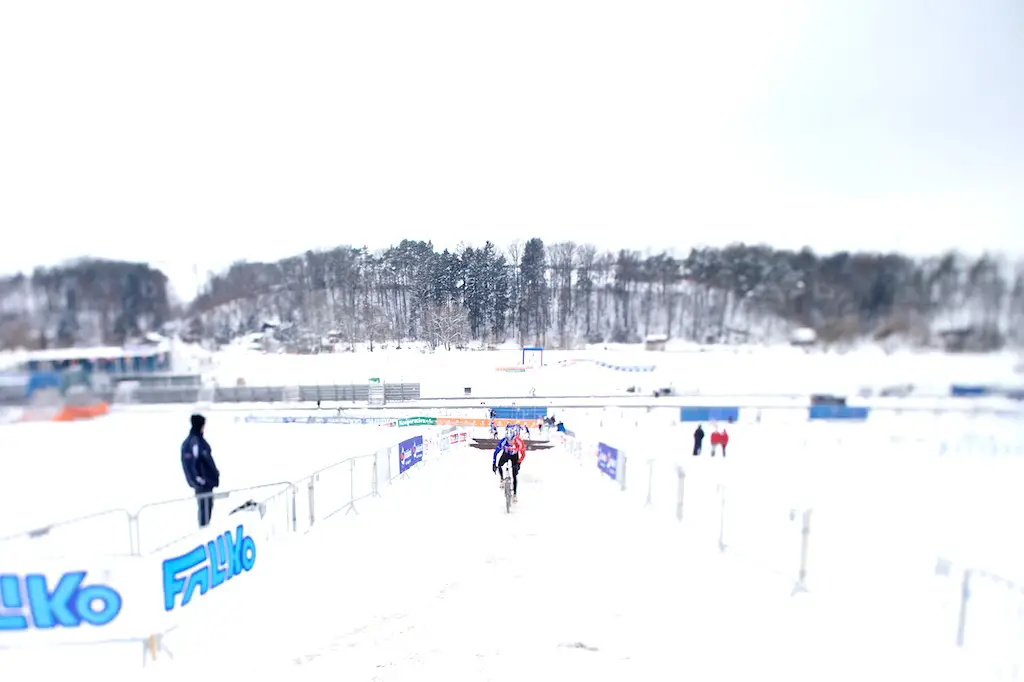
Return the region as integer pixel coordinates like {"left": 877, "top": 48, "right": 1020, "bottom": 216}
{"left": 1, "top": 345, "right": 1023, "bottom": 678}
{"left": 199, "top": 342, "right": 1022, "bottom": 398}
{"left": 150, "top": 445, "right": 976, "bottom": 680}
{"left": 0, "top": 413, "right": 398, "bottom": 554}
{"left": 0, "top": 444, "right": 979, "bottom": 680}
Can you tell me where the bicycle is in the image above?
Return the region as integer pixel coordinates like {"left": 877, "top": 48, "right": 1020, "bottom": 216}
{"left": 499, "top": 462, "right": 513, "bottom": 513}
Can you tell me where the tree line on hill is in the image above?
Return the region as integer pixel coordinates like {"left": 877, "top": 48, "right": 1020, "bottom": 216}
{"left": 0, "top": 260, "right": 170, "bottom": 350}
{"left": 0, "top": 242, "right": 1021, "bottom": 352}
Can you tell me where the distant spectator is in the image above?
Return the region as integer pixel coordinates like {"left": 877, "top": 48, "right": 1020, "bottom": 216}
{"left": 180, "top": 414, "right": 221, "bottom": 528}
{"left": 692, "top": 425, "right": 704, "bottom": 456}
{"left": 720, "top": 429, "right": 729, "bottom": 457}
{"left": 709, "top": 428, "right": 722, "bottom": 457}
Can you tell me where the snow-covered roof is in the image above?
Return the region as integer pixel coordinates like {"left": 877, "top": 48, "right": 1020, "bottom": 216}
{"left": 790, "top": 328, "right": 817, "bottom": 344}
{"left": 19, "top": 344, "right": 170, "bottom": 362}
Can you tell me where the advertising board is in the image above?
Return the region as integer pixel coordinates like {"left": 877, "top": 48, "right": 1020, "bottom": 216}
{"left": 597, "top": 442, "right": 619, "bottom": 481}
{"left": 398, "top": 435, "right": 425, "bottom": 474}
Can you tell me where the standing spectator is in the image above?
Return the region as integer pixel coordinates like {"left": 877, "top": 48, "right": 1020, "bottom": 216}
{"left": 181, "top": 414, "right": 220, "bottom": 528}
{"left": 720, "top": 428, "right": 729, "bottom": 457}
{"left": 709, "top": 428, "right": 722, "bottom": 457}
{"left": 692, "top": 424, "right": 704, "bottom": 456}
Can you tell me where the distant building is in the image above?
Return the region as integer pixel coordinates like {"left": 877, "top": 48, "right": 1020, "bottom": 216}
{"left": 790, "top": 328, "right": 817, "bottom": 347}
{"left": 644, "top": 334, "right": 668, "bottom": 351}
{"left": 17, "top": 343, "right": 172, "bottom": 375}
{"left": 937, "top": 326, "right": 1003, "bottom": 353}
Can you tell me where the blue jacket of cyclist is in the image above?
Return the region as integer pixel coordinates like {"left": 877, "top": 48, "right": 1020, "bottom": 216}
{"left": 492, "top": 437, "right": 516, "bottom": 471}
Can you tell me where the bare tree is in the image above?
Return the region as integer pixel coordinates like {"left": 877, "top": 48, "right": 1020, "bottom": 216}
{"left": 11, "top": 238, "right": 1024, "bottom": 353}
{"left": 430, "top": 298, "right": 468, "bottom": 351}
{"left": 362, "top": 303, "right": 388, "bottom": 351}
{"left": 550, "top": 242, "right": 577, "bottom": 348}
{"left": 507, "top": 241, "right": 523, "bottom": 345}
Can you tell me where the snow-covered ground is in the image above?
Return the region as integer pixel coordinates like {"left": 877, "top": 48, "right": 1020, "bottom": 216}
{"left": 148, "top": 444, "right": 973, "bottom": 680}
{"left": 204, "top": 343, "right": 1023, "bottom": 398}
{"left": 0, "top": 444, "right": 980, "bottom": 680}
{"left": 2, "top": 346, "right": 1023, "bottom": 678}
{"left": 0, "top": 413, "right": 398, "bottom": 552}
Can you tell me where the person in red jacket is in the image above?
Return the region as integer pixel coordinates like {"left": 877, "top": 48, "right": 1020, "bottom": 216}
{"left": 513, "top": 433, "right": 526, "bottom": 464}
{"left": 720, "top": 428, "right": 729, "bottom": 457}
{"left": 709, "top": 428, "right": 722, "bottom": 456}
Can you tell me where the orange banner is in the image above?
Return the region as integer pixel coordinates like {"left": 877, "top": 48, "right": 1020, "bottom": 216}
{"left": 435, "top": 417, "right": 538, "bottom": 427}
{"left": 53, "top": 402, "right": 110, "bottom": 422}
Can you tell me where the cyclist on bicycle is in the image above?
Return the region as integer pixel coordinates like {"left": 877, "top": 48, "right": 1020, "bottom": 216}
{"left": 492, "top": 434, "right": 525, "bottom": 502}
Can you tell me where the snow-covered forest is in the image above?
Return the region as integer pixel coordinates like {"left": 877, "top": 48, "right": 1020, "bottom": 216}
{"left": 1, "top": 240, "right": 1021, "bottom": 352}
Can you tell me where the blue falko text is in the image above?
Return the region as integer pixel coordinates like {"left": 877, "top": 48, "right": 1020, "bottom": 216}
{"left": 0, "top": 572, "right": 122, "bottom": 630}
{"left": 162, "top": 524, "right": 256, "bottom": 612}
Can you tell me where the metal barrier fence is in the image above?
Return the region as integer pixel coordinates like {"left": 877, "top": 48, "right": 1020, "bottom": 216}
{"left": 0, "top": 384, "right": 23, "bottom": 406}
{"left": 935, "top": 558, "right": 1024, "bottom": 679}
{"left": 0, "top": 422, "right": 463, "bottom": 559}
{"left": 0, "top": 382, "right": 423, "bottom": 409}
{"left": 0, "top": 440, "right": 423, "bottom": 557}
{"left": 565, "top": 433, "right": 812, "bottom": 592}
{"left": 0, "top": 423, "right": 467, "bottom": 669}
{"left": 569, "top": 427, "right": 1024, "bottom": 679}
{"left": 0, "top": 426, "right": 465, "bottom": 561}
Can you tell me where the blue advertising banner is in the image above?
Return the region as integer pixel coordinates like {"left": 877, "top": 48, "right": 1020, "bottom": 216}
{"left": 0, "top": 571, "right": 122, "bottom": 630}
{"left": 490, "top": 406, "right": 547, "bottom": 420}
{"left": 950, "top": 384, "right": 993, "bottom": 397}
{"left": 808, "top": 405, "right": 870, "bottom": 421}
{"left": 161, "top": 523, "right": 256, "bottom": 612}
{"left": 398, "top": 435, "right": 425, "bottom": 474}
{"left": 597, "top": 442, "right": 618, "bottom": 481}
{"left": 679, "top": 406, "right": 740, "bottom": 422}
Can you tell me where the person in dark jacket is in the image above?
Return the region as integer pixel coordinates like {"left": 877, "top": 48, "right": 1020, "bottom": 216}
{"left": 181, "top": 414, "right": 220, "bottom": 528}
{"left": 693, "top": 424, "right": 705, "bottom": 456}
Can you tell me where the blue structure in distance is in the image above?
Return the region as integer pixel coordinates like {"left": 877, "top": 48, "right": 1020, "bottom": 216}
{"left": 24, "top": 371, "right": 62, "bottom": 397}
{"left": 20, "top": 345, "right": 171, "bottom": 375}
{"left": 491, "top": 406, "right": 548, "bottom": 421}
{"left": 808, "top": 405, "right": 870, "bottom": 421}
{"left": 950, "top": 385, "right": 994, "bottom": 397}
{"left": 950, "top": 384, "right": 1024, "bottom": 400}
{"left": 679, "top": 406, "right": 739, "bottom": 422}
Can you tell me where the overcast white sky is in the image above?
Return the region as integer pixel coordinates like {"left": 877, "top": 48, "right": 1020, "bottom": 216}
{"left": 1, "top": 0, "right": 1021, "bottom": 301}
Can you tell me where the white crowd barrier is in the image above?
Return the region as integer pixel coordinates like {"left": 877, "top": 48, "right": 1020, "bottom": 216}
{"left": 565, "top": 421, "right": 1024, "bottom": 680}
{"left": 0, "top": 425, "right": 470, "bottom": 667}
